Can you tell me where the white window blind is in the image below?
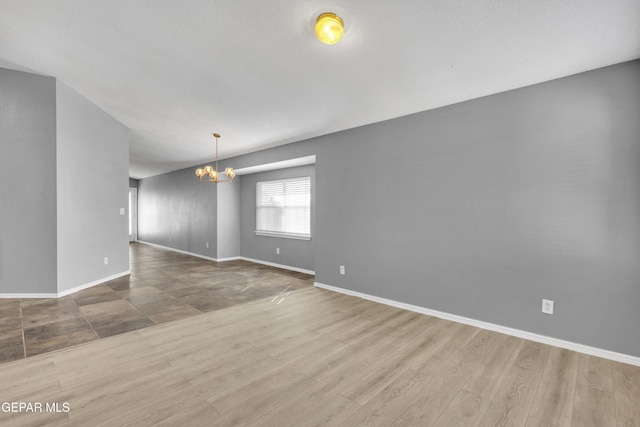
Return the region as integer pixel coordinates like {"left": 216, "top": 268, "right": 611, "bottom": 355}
{"left": 256, "top": 176, "right": 311, "bottom": 239}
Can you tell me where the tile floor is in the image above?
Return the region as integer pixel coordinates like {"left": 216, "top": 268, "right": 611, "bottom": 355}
{"left": 0, "top": 243, "right": 313, "bottom": 364}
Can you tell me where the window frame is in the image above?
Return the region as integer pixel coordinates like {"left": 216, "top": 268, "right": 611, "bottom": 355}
{"left": 255, "top": 176, "right": 312, "bottom": 240}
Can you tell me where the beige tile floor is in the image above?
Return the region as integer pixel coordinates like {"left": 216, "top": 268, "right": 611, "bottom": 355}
{"left": 0, "top": 243, "right": 313, "bottom": 363}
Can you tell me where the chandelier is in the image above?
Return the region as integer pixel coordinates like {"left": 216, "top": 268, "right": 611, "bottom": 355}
{"left": 195, "top": 133, "right": 236, "bottom": 183}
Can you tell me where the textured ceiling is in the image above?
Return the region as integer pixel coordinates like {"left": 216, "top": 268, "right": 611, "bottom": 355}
{"left": 1, "top": 0, "right": 639, "bottom": 178}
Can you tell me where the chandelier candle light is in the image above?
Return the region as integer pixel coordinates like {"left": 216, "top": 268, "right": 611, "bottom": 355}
{"left": 195, "top": 133, "right": 236, "bottom": 183}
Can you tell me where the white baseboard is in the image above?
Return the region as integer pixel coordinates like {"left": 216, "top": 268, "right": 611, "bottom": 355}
{"left": 0, "top": 293, "right": 58, "bottom": 299}
{"left": 217, "top": 256, "right": 242, "bottom": 262}
{"left": 136, "top": 240, "right": 240, "bottom": 262}
{"left": 136, "top": 241, "right": 314, "bottom": 275}
{"left": 238, "top": 257, "right": 315, "bottom": 275}
{"left": 314, "top": 282, "right": 640, "bottom": 368}
{"left": 0, "top": 270, "right": 130, "bottom": 299}
{"left": 57, "top": 271, "right": 130, "bottom": 297}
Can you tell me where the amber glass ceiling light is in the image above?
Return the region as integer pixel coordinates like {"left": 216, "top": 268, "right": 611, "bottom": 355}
{"left": 195, "top": 133, "right": 235, "bottom": 183}
{"left": 315, "top": 12, "right": 344, "bottom": 45}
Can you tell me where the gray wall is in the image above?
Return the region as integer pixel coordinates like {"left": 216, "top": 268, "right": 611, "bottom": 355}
{"left": 129, "top": 178, "right": 139, "bottom": 189}
{"left": 0, "top": 68, "right": 57, "bottom": 293}
{"left": 138, "top": 167, "right": 219, "bottom": 258}
{"left": 0, "top": 70, "right": 129, "bottom": 295}
{"left": 240, "top": 165, "right": 315, "bottom": 271}
{"left": 217, "top": 176, "right": 240, "bottom": 260}
{"left": 56, "top": 81, "right": 130, "bottom": 293}
{"left": 137, "top": 60, "right": 640, "bottom": 357}
{"left": 315, "top": 60, "right": 640, "bottom": 357}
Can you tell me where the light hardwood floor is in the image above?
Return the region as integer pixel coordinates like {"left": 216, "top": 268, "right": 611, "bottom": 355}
{"left": 0, "top": 285, "right": 638, "bottom": 426}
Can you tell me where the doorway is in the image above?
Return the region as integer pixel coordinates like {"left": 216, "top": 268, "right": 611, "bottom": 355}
{"left": 129, "top": 188, "right": 137, "bottom": 242}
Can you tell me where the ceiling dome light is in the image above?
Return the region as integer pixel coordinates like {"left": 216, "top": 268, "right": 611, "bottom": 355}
{"left": 315, "top": 12, "right": 344, "bottom": 45}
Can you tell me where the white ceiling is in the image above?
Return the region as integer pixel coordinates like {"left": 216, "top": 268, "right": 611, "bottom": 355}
{"left": 1, "top": 1, "right": 639, "bottom": 179}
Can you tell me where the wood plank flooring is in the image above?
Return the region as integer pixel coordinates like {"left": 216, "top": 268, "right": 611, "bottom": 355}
{"left": 1, "top": 283, "right": 639, "bottom": 426}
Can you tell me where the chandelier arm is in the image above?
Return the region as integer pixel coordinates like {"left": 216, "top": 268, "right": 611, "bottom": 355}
{"left": 209, "top": 177, "right": 233, "bottom": 183}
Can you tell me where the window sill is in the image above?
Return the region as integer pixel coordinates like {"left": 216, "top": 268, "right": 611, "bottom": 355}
{"left": 254, "top": 231, "right": 311, "bottom": 241}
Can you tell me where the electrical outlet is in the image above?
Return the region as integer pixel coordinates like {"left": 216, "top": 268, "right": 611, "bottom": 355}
{"left": 339, "top": 265, "right": 345, "bottom": 275}
{"left": 542, "top": 299, "right": 554, "bottom": 315}
{"left": 104, "top": 257, "right": 109, "bottom": 265}
{"left": 120, "top": 208, "right": 125, "bottom": 215}
{"left": 276, "top": 248, "right": 280, "bottom": 254}
{"left": 206, "top": 242, "right": 209, "bottom": 249}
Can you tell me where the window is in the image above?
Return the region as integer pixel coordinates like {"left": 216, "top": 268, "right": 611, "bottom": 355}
{"left": 256, "top": 176, "right": 311, "bottom": 240}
